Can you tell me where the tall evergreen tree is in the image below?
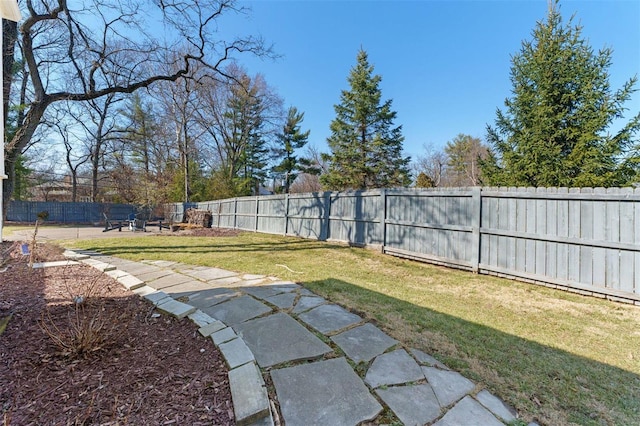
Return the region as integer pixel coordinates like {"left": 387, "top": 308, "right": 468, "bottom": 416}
{"left": 272, "top": 106, "right": 311, "bottom": 193}
{"left": 482, "top": 1, "right": 640, "bottom": 187}
{"left": 321, "top": 49, "right": 411, "bottom": 190}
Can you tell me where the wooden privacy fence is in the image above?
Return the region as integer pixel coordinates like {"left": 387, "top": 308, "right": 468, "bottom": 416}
{"left": 168, "top": 187, "right": 640, "bottom": 304}
{"left": 7, "top": 201, "right": 137, "bottom": 224}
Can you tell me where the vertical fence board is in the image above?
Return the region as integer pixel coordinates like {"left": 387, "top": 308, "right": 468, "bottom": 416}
{"left": 525, "top": 190, "right": 537, "bottom": 274}
{"left": 546, "top": 188, "right": 558, "bottom": 278}
{"left": 592, "top": 188, "right": 606, "bottom": 287}
{"left": 535, "top": 188, "right": 547, "bottom": 276}
{"left": 556, "top": 188, "right": 569, "bottom": 281}
{"left": 616, "top": 189, "right": 633, "bottom": 292}
{"left": 605, "top": 189, "right": 621, "bottom": 290}
{"left": 567, "top": 188, "right": 581, "bottom": 283}
{"left": 515, "top": 197, "right": 527, "bottom": 273}
{"left": 579, "top": 190, "right": 594, "bottom": 286}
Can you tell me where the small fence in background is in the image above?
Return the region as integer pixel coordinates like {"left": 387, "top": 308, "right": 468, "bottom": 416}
{"left": 7, "top": 201, "right": 137, "bottom": 224}
{"left": 172, "top": 187, "right": 640, "bottom": 305}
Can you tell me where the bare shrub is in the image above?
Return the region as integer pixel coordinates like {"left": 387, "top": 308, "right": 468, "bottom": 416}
{"left": 39, "top": 267, "right": 129, "bottom": 358}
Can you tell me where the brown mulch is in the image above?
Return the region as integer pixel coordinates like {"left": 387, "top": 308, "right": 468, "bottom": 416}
{"left": 0, "top": 242, "right": 234, "bottom": 426}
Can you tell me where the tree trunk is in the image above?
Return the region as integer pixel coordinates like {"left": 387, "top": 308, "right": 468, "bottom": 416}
{"left": 3, "top": 20, "right": 17, "bottom": 126}
{"left": 71, "top": 170, "right": 78, "bottom": 202}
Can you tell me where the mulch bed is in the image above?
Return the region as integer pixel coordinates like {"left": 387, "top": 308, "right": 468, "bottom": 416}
{"left": 0, "top": 241, "right": 234, "bottom": 425}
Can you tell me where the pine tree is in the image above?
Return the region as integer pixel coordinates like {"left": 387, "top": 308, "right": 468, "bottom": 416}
{"left": 321, "top": 49, "right": 411, "bottom": 190}
{"left": 272, "top": 106, "right": 311, "bottom": 193}
{"left": 482, "top": 1, "right": 640, "bottom": 187}
{"left": 224, "top": 73, "right": 270, "bottom": 196}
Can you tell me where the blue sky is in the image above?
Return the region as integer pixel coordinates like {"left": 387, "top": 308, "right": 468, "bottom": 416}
{"left": 222, "top": 0, "right": 640, "bottom": 161}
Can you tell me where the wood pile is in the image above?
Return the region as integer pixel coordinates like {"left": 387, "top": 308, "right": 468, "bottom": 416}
{"left": 183, "top": 208, "right": 212, "bottom": 228}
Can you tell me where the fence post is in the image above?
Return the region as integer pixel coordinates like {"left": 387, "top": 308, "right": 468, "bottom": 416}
{"left": 255, "top": 196, "right": 259, "bottom": 232}
{"left": 233, "top": 198, "right": 238, "bottom": 229}
{"left": 380, "top": 189, "right": 387, "bottom": 252}
{"left": 470, "top": 187, "right": 482, "bottom": 273}
{"left": 323, "top": 192, "right": 332, "bottom": 241}
{"left": 284, "top": 194, "right": 290, "bottom": 236}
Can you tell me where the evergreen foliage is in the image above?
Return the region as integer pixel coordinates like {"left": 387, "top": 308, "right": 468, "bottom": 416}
{"left": 415, "top": 172, "right": 435, "bottom": 188}
{"left": 321, "top": 49, "right": 411, "bottom": 190}
{"left": 482, "top": 1, "right": 640, "bottom": 187}
{"left": 218, "top": 72, "right": 271, "bottom": 196}
{"left": 272, "top": 107, "right": 311, "bottom": 193}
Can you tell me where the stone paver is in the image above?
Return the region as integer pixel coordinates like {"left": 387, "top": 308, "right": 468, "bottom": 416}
{"left": 134, "top": 269, "right": 173, "bottom": 282}
{"left": 269, "top": 282, "right": 301, "bottom": 291}
{"left": 228, "top": 362, "right": 270, "bottom": 426}
{"left": 365, "top": 349, "right": 424, "bottom": 388}
{"left": 476, "top": 389, "right": 516, "bottom": 422}
{"left": 63, "top": 250, "right": 90, "bottom": 260}
{"left": 147, "top": 272, "right": 193, "bottom": 289}
{"left": 80, "top": 258, "right": 115, "bottom": 271}
{"left": 203, "top": 295, "right": 271, "bottom": 326}
{"left": 189, "top": 310, "right": 216, "bottom": 327}
{"left": 433, "top": 395, "right": 504, "bottom": 426}
{"left": 105, "top": 269, "right": 129, "bottom": 279}
{"left": 218, "top": 338, "right": 255, "bottom": 369}
{"left": 132, "top": 285, "right": 157, "bottom": 297}
{"left": 118, "top": 264, "right": 161, "bottom": 276}
{"left": 411, "top": 348, "right": 449, "bottom": 369}
{"left": 271, "top": 357, "right": 382, "bottom": 426}
{"left": 198, "top": 320, "right": 226, "bottom": 336}
{"left": 376, "top": 384, "right": 441, "bottom": 426}
{"left": 186, "top": 287, "right": 241, "bottom": 308}
{"left": 31, "top": 260, "right": 79, "bottom": 269}
{"left": 211, "top": 327, "right": 238, "bottom": 345}
{"left": 422, "top": 366, "right": 475, "bottom": 407}
{"left": 264, "top": 292, "right": 296, "bottom": 309}
{"left": 232, "top": 278, "right": 269, "bottom": 288}
{"left": 163, "top": 280, "right": 221, "bottom": 296}
{"left": 182, "top": 267, "right": 238, "bottom": 281}
{"left": 242, "top": 274, "right": 265, "bottom": 281}
{"left": 291, "top": 296, "right": 325, "bottom": 314}
{"left": 206, "top": 276, "right": 243, "bottom": 287}
{"left": 143, "top": 291, "right": 172, "bottom": 306}
{"left": 241, "top": 286, "right": 288, "bottom": 300}
{"left": 145, "top": 260, "right": 178, "bottom": 268}
{"left": 298, "top": 304, "right": 362, "bottom": 334}
{"left": 331, "top": 323, "right": 398, "bottom": 363}
{"left": 234, "top": 313, "right": 332, "bottom": 368}
{"left": 155, "top": 298, "right": 196, "bottom": 319}
{"left": 116, "top": 274, "right": 145, "bottom": 290}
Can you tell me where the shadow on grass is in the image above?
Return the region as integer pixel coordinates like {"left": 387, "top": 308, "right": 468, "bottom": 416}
{"left": 78, "top": 237, "right": 352, "bottom": 257}
{"left": 304, "top": 278, "right": 640, "bottom": 426}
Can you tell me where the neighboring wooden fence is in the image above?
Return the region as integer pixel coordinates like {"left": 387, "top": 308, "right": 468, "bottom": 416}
{"left": 168, "top": 187, "right": 640, "bottom": 304}
{"left": 7, "top": 201, "right": 136, "bottom": 223}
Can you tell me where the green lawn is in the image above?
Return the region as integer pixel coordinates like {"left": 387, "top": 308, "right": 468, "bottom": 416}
{"left": 66, "top": 232, "right": 640, "bottom": 426}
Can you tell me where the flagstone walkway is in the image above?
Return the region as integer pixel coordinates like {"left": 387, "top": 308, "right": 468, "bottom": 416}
{"left": 62, "top": 249, "right": 522, "bottom": 426}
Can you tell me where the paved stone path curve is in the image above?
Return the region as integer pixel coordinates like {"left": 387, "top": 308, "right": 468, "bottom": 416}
{"left": 61, "top": 249, "right": 521, "bottom": 426}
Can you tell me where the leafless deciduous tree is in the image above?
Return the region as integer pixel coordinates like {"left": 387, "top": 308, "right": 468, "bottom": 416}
{"left": 2, "top": 0, "right": 269, "bottom": 215}
{"left": 414, "top": 144, "right": 449, "bottom": 187}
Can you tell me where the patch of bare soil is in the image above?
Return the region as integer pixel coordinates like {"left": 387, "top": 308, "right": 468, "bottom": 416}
{"left": 0, "top": 242, "right": 234, "bottom": 425}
